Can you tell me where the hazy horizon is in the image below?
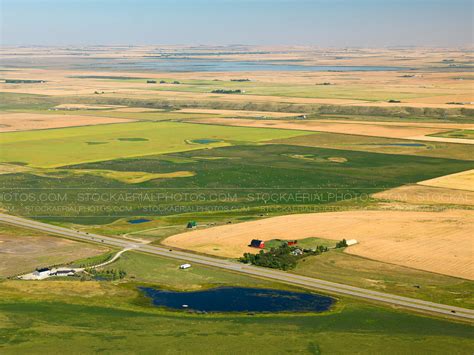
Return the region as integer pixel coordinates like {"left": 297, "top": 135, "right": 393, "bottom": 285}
{"left": 1, "top": 0, "right": 473, "bottom": 47}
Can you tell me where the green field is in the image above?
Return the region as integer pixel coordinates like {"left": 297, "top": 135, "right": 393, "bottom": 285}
{"left": 0, "top": 121, "right": 308, "bottom": 168}
{"left": 16, "top": 108, "right": 223, "bottom": 121}
{"left": 430, "top": 129, "right": 474, "bottom": 140}
{"left": 1, "top": 144, "right": 472, "bottom": 224}
{"left": 272, "top": 132, "right": 474, "bottom": 160}
{"left": 100, "top": 251, "right": 283, "bottom": 290}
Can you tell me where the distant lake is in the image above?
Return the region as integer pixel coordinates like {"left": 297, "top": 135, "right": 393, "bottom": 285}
{"left": 77, "top": 58, "right": 407, "bottom": 72}
{"left": 139, "top": 286, "right": 334, "bottom": 313}
{"left": 2, "top": 56, "right": 409, "bottom": 72}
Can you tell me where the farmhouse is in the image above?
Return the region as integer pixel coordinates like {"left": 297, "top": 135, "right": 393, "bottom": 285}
{"left": 290, "top": 248, "right": 303, "bottom": 256}
{"left": 250, "top": 239, "right": 265, "bottom": 249}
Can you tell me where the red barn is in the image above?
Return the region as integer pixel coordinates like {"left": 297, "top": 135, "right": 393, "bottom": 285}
{"left": 287, "top": 240, "right": 298, "bottom": 246}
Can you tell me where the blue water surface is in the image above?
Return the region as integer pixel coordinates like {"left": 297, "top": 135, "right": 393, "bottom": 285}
{"left": 139, "top": 286, "right": 334, "bottom": 313}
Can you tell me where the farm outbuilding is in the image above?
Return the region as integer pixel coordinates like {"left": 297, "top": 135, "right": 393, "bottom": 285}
{"left": 250, "top": 239, "right": 265, "bottom": 249}
{"left": 187, "top": 221, "right": 197, "bottom": 229}
{"left": 32, "top": 267, "right": 51, "bottom": 279}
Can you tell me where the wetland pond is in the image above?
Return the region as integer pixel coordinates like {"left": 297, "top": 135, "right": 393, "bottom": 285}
{"left": 139, "top": 286, "right": 334, "bottom": 313}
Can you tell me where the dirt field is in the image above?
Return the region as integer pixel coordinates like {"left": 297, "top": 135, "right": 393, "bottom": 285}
{"left": 0, "top": 112, "right": 134, "bottom": 132}
{"left": 163, "top": 210, "right": 474, "bottom": 280}
{"left": 0, "top": 234, "right": 108, "bottom": 277}
{"left": 373, "top": 184, "right": 474, "bottom": 205}
{"left": 418, "top": 169, "right": 474, "bottom": 191}
{"left": 189, "top": 117, "right": 474, "bottom": 141}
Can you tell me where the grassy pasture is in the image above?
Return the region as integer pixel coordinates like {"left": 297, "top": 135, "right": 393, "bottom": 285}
{"left": 0, "top": 121, "right": 308, "bottom": 168}
{"left": 1, "top": 277, "right": 473, "bottom": 353}
{"left": 100, "top": 251, "right": 281, "bottom": 290}
{"left": 1, "top": 144, "right": 472, "bottom": 224}
{"left": 430, "top": 129, "right": 474, "bottom": 140}
{"left": 272, "top": 132, "right": 474, "bottom": 160}
{"left": 293, "top": 249, "right": 474, "bottom": 309}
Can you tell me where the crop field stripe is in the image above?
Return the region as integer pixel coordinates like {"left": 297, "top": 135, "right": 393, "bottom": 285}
{"left": 0, "top": 121, "right": 311, "bottom": 168}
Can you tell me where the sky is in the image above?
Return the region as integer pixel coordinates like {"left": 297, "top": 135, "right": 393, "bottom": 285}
{"left": 1, "top": 0, "right": 472, "bottom": 47}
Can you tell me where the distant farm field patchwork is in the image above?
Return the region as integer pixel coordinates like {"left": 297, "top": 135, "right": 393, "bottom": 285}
{"left": 0, "top": 121, "right": 309, "bottom": 167}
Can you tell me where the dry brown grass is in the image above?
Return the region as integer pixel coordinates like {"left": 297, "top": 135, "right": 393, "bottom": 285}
{"left": 418, "top": 169, "right": 474, "bottom": 191}
{"left": 373, "top": 184, "right": 474, "bottom": 205}
{"left": 163, "top": 209, "right": 474, "bottom": 280}
{"left": 0, "top": 112, "right": 135, "bottom": 132}
{"left": 188, "top": 117, "right": 472, "bottom": 140}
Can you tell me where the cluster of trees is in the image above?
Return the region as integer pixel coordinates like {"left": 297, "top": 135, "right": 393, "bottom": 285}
{"left": 239, "top": 243, "right": 329, "bottom": 271}
{"left": 87, "top": 268, "right": 127, "bottom": 281}
{"left": 211, "top": 89, "right": 243, "bottom": 94}
{"left": 335, "top": 239, "right": 348, "bottom": 248}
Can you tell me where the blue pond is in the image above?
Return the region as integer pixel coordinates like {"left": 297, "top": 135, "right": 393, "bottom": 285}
{"left": 139, "top": 286, "right": 334, "bottom": 313}
{"left": 192, "top": 138, "right": 222, "bottom": 144}
{"left": 128, "top": 218, "right": 151, "bottom": 224}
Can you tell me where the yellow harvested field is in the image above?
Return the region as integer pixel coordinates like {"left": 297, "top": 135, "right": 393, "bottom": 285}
{"left": 418, "top": 169, "right": 474, "bottom": 191}
{"left": 54, "top": 104, "right": 126, "bottom": 110}
{"left": 0, "top": 112, "right": 134, "bottom": 132}
{"left": 373, "top": 184, "right": 474, "bottom": 205}
{"left": 189, "top": 117, "right": 467, "bottom": 140}
{"left": 163, "top": 210, "right": 474, "bottom": 280}
{"left": 178, "top": 108, "right": 302, "bottom": 118}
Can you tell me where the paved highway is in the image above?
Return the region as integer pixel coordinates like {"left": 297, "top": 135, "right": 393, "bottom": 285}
{"left": 1, "top": 212, "right": 473, "bottom": 321}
